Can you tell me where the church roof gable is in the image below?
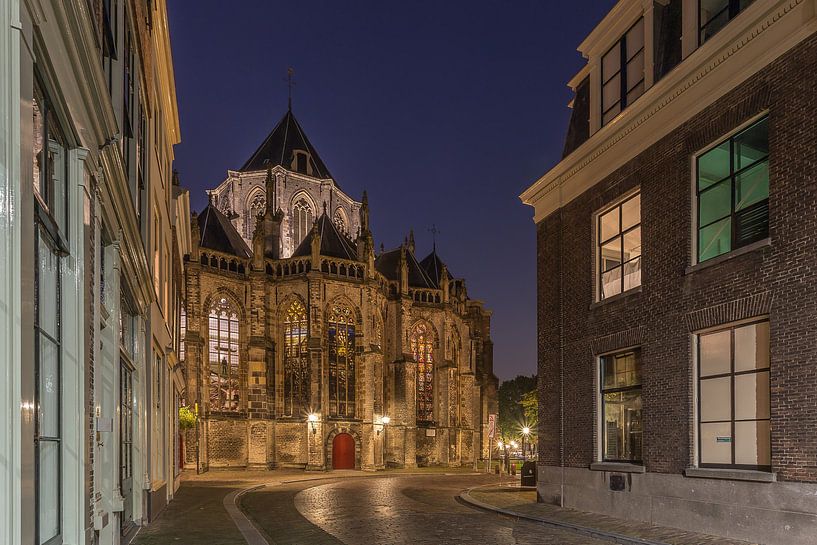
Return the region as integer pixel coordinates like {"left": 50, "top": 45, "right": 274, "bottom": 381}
{"left": 240, "top": 109, "right": 334, "bottom": 181}
{"left": 419, "top": 249, "right": 452, "bottom": 288}
{"left": 291, "top": 211, "right": 358, "bottom": 260}
{"left": 197, "top": 203, "right": 252, "bottom": 259}
{"left": 374, "top": 247, "right": 437, "bottom": 289}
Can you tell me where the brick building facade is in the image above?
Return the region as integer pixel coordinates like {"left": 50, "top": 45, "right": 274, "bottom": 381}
{"left": 183, "top": 108, "right": 498, "bottom": 471}
{"left": 521, "top": 1, "right": 817, "bottom": 544}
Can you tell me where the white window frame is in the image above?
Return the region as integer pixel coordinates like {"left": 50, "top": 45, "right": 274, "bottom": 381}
{"left": 592, "top": 187, "right": 642, "bottom": 302}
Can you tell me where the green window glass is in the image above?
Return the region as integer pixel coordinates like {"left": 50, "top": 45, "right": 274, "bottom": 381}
{"left": 696, "top": 117, "right": 768, "bottom": 262}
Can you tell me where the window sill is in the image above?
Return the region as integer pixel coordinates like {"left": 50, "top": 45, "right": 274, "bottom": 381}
{"left": 590, "top": 286, "right": 642, "bottom": 309}
{"left": 684, "top": 467, "right": 776, "bottom": 482}
{"left": 685, "top": 238, "right": 770, "bottom": 275}
{"left": 590, "top": 462, "right": 645, "bottom": 474}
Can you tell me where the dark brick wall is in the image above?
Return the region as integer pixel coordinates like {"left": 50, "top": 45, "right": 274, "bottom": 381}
{"left": 537, "top": 33, "right": 817, "bottom": 483}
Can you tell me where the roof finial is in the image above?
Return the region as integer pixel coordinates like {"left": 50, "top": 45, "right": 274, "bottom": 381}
{"left": 286, "top": 67, "right": 295, "bottom": 110}
{"left": 428, "top": 224, "right": 440, "bottom": 252}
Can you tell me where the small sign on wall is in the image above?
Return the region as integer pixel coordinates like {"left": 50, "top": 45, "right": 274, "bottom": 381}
{"left": 425, "top": 428, "right": 436, "bottom": 437}
{"left": 716, "top": 436, "right": 732, "bottom": 443}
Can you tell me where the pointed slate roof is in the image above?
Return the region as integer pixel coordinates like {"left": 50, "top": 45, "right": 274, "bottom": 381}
{"left": 197, "top": 203, "right": 252, "bottom": 259}
{"left": 374, "top": 247, "right": 437, "bottom": 289}
{"left": 419, "top": 248, "right": 452, "bottom": 289}
{"left": 240, "top": 109, "right": 334, "bottom": 180}
{"left": 291, "top": 211, "right": 358, "bottom": 260}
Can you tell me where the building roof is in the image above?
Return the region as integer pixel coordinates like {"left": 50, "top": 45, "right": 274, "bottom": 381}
{"left": 240, "top": 108, "right": 334, "bottom": 180}
{"left": 375, "top": 247, "right": 437, "bottom": 289}
{"left": 291, "top": 210, "right": 358, "bottom": 260}
{"left": 197, "top": 203, "right": 252, "bottom": 259}
{"left": 419, "top": 248, "right": 452, "bottom": 288}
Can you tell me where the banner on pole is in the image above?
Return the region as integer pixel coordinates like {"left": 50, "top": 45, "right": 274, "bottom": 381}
{"left": 488, "top": 414, "right": 496, "bottom": 438}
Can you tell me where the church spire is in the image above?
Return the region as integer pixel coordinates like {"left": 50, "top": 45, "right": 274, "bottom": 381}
{"left": 286, "top": 67, "right": 295, "bottom": 111}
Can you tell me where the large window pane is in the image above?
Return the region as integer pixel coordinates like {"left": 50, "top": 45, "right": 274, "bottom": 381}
{"left": 735, "top": 161, "right": 769, "bottom": 212}
{"left": 698, "top": 143, "right": 731, "bottom": 188}
{"left": 39, "top": 337, "right": 60, "bottom": 439}
{"left": 602, "top": 76, "right": 621, "bottom": 114}
{"left": 700, "top": 422, "right": 732, "bottom": 464}
{"left": 735, "top": 371, "right": 770, "bottom": 420}
{"left": 700, "top": 330, "right": 731, "bottom": 377}
{"left": 626, "top": 19, "right": 644, "bottom": 59}
{"left": 698, "top": 217, "right": 731, "bottom": 262}
{"left": 601, "top": 238, "right": 622, "bottom": 270}
{"left": 623, "top": 227, "right": 641, "bottom": 260}
{"left": 621, "top": 194, "right": 640, "bottom": 230}
{"left": 700, "top": 376, "right": 731, "bottom": 421}
{"left": 733, "top": 117, "right": 769, "bottom": 170}
{"left": 603, "top": 390, "right": 642, "bottom": 461}
{"left": 735, "top": 420, "right": 771, "bottom": 466}
{"left": 39, "top": 440, "right": 60, "bottom": 544}
{"left": 38, "top": 236, "right": 59, "bottom": 338}
{"left": 626, "top": 51, "right": 644, "bottom": 88}
{"left": 699, "top": 180, "right": 731, "bottom": 226}
{"left": 734, "top": 322, "right": 770, "bottom": 372}
{"left": 623, "top": 257, "right": 641, "bottom": 292}
{"left": 602, "top": 47, "right": 620, "bottom": 82}
{"left": 601, "top": 267, "right": 622, "bottom": 299}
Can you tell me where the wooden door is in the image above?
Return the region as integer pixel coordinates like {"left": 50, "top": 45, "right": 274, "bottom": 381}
{"left": 332, "top": 433, "right": 355, "bottom": 469}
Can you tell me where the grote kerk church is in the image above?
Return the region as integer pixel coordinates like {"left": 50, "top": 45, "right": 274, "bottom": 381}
{"left": 182, "top": 107, "right": 498, "bottom": 470}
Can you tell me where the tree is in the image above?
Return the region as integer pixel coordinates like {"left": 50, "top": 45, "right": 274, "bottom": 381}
{"left": 498, "top": 374, "right": 536, "bottom": 440}
{"left": 520, "top": 390, "right": 538, "bottom": 426}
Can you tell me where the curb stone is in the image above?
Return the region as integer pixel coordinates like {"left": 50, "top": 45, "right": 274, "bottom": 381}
{"left": 458, "top": 484, "right": 669, "bottom": 545}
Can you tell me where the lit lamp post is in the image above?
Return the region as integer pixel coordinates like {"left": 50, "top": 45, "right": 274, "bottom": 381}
{"left": 308, "top": 413, "right": 318, "bottom": 434}
{"left": 521, "top": 427, "right": 531, "bottom": 461}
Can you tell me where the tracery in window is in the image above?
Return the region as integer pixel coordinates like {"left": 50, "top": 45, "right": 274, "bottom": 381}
{"left": 283, "top": 300, "right": 309, "bottom": 417}
{"left": 411, "top": 323, "right": 435, "bottom": 423}
{"left": 333, "top": 209, "right": 348, "bottom": 234}
{"left": 328, "top": 304, "right": 356, "bottom": 417}
{"left": 292, "top": 198, "right": 313, "bottom": 247}
{"left": 246, "top": 191, "right": 266, "bottom": 239}
{"left": 208, "top": 297, "right": 240, "bottom": 412}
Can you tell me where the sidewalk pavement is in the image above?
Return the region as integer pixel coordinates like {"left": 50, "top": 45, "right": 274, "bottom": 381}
{"left": 459, "top": 484, "right": 758, "bottom": 545}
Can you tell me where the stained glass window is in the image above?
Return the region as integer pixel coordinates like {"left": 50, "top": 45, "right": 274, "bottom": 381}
{"left": 208, "top": 297, "right": 240, "bottom": 412}
{"left": 328, "top": 304, "right": 356, "bottom": 418}
{"left": 412, "top": 323, "right": 435, "bottom": 423}
{"left": 283, "top": 300, "right": 309, "bottom": 416}
{"left": 293, "top": 199, "right": 313, "bottom": 247}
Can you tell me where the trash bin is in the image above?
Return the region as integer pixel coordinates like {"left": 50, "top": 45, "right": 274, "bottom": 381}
{"left": 521, "top": 461, "right": 537, "bottom": 486}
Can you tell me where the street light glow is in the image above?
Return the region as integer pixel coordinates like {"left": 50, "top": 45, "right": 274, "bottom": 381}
{"left": 382, "top": 416, "right": 391, "bottom": 425}
{"left": 308, "top": 413, "right": 318, "bottom": 422}
{"left": 522, "top": 426, "right": 530, "bottom": 435}
{"left": 510, "top": 441, "right": 518, "bottom": 448}
{"left": 497, "top": 441, "right": 504, "bottom": 448}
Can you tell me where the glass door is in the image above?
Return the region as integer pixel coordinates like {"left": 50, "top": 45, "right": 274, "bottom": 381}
{"left": 119, "top": 361, "right": 134, "bottom": 533}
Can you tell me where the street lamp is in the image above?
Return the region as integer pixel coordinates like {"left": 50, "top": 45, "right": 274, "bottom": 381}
{"left": 308, "top": 413, "right": 318, "bottom": 434}
{"left": 521, "top": 427, "right": 531, "bottom": 461}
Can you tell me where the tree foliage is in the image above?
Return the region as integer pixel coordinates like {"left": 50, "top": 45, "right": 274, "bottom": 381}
{"left": 498, "top": 374, "right": 536, "bottom": 439}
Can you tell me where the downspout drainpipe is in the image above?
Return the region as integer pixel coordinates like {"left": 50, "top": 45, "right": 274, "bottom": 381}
{"left": 559, "top": 205, "right": 565, "bottom": 508}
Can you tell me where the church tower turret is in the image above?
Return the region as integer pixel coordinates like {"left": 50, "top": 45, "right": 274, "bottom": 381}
{"left": 262, "top": 166, "right": 284, "bottom": 259}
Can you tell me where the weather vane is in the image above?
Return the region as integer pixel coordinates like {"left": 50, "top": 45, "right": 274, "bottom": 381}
{"left": 428, "top": 224, "right": 441, "bottom": 250}
{"left": 286, "top": 67, "right": 296, "bottom": 109}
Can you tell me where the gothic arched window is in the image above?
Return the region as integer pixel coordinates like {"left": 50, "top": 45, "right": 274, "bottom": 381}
{"left": 283, "top": 300, "right": 309, "bottom": 417}
{"left": 411, "top": 323, "right": 434, "bottom": 423}
{"left": 333, "top": 209, "right": 347, "bottom": 234}
{"left": 328, "top": 304, "right": 356, "bottom": 418}
{"left": 208, "top": 297, "right": 240, "bottom": 412}
{"left": 246, "top": 191, "right": 266, "bottom": 239}
{"left": 292, "top": 198, "right": 313, "bottom": 247}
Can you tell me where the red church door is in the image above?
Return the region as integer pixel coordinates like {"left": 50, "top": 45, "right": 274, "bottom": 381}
{"left": 332, "top": 433, "right": 355, "bottom": 469}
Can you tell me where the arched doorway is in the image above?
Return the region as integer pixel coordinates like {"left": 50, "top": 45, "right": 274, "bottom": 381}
{"left": 332, "top": 433, "right": 355, "bottom": 469}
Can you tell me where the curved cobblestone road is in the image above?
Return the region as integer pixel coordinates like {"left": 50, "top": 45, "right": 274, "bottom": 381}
{"left": 241, "top": 474, "right": 607, "bottom": 545}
